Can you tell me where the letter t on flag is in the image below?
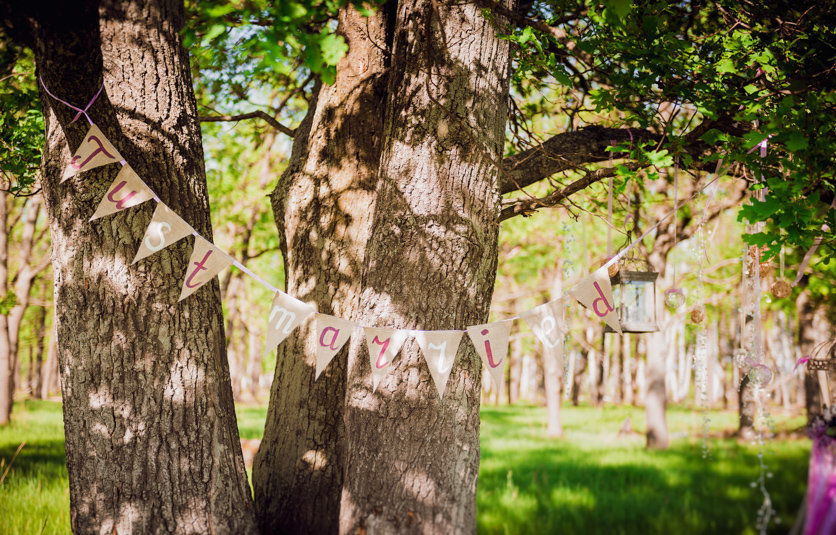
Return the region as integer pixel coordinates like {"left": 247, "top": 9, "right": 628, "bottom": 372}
{"left": 568, "top": 266, "right": 622, "bottom": 334}
{"left": 178, "top": 237, "right": 233, "bottom": 301}
{"left": 467, "top": 319, "right": 514, "bottom": 388}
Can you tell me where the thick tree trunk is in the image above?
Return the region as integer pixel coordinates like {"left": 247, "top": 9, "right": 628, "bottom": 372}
{"left": 254, "top": 6, "right": 390, "bottom": 534}
{"left": 20, "top": 1, "right": 258, "bottom": 533}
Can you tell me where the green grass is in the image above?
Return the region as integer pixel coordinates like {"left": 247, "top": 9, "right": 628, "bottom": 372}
{"left": 0, "top": 400, "right": 810, "bottom": 534}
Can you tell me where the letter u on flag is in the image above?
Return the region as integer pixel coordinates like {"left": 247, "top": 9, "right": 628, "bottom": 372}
{"left": 467, "top": 319, "right": 513, "bottom": 388}
{"left": 364, "top": 327, "right": 409, "bottom": 392}
{"left": 568, "top": 266, "right": 622, "bottom": 334}
{"left": 264, "top": 291, "right": 316, "bottom": 355}
{"left": 413, "top": 330, "right": 464, "bottom": 399}
{"left": 132, "top": 203, "right": 194, "bottom": 264}
{"left": 178, "top": 237, "right": 233, "bottom": 301}
{"left": 62, "top": 124, "right": 123, "bottom": 182}
{"left": 520, "top": 298, "right": 565, "bottom": 364}
{"left": 90, "top": 165, "right": 154, "bottom": 220}
{"left": 314, "top": 314, "right": 357, "bottom": 379}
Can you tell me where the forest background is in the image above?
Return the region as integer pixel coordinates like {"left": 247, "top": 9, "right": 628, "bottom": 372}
{"left": 0, "top": 0, "right": 835, "bottom": 534}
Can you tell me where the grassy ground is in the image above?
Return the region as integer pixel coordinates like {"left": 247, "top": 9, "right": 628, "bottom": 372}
{"left": 1, "top": 400, "right": 810, "bottom": 534}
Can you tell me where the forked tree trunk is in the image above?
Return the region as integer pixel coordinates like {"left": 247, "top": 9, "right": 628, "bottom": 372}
{"left": 19, "top": 1, "right": 258, "bottom": 533}
{"left": 255, "top": 2, "right": 512, "bottom": 534}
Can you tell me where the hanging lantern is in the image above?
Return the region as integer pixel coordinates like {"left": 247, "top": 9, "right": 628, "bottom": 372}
{"left": 605, "top": 261, "right": 660, "bottom": 333}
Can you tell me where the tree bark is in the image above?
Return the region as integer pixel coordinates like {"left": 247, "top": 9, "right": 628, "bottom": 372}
{"left": 797, "top": 288, "right": 823, "bottom": 421}
{"left": 11, "top": 1, "right": 260, "bottom": 532}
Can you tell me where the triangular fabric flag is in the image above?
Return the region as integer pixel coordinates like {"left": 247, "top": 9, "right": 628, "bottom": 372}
{"left": 519, "top": 298, "right": 565, "bottom": 364}
{"left": 62, "top": 124, "right": 123, "bottom": 181}
{"left": 263, "top": 291, "right": 316, "bottom": 355}
{"left": 90, "top": 165, "right": 155, "bottom": 220}
{"left": 413, "top": 330, "right": 464, "bottom": 399}
{"left": 467, "top": 319, "right": 514, "bottom": 388}
{"left": 568, "top": 266, "right": 622, "bottom": 334}
{"left": 364, "top": 327, "right": 409, "bottom": 392}
{"left": 314, "top": 314, "right": 357, "bottom": 379}
{"left": 178, "top": 237, "right": 233, "bottom": 301}
{"left": 132, "top": 203, "right": 194, "bottom": 264}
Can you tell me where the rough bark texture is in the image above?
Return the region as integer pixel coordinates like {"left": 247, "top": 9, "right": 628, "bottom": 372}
{"left": 339, "top": 1, "right": 510, "bottom": 532}
{"left": 11, "top": 1, "right": 259, "bottom": 533}
{"left": 256, "top": 1, "right": 512, "bottom": 534}
{"left": 254, "top": 6, "right": 391, "bottom": 534}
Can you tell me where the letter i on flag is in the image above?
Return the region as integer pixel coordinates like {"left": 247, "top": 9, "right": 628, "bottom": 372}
{"left": 62, "top": 124, "right": 123, "bottom": 182}
{"left": 413, "top": 330, "right": 464, "bottom": 399}
{"left": 568, "top": 267, "right": 622, "bottom": 334}
{"left": 178, "top": 237, "right": 233, "bottom": 301}
{"left": 132, "top": 203, "right": 194, "bottom": 264}
{"left": 314, "top": 314, "right": 357, "bottom": 379}
{"left": 90, "top": 165, "right": 154, "bottom": 220}
{"left": 263, "top": 291, "right": 316, "bottom": 355}
{"left": 467, "top": 319, "right": 514, "bottom": 388}
{"left": 364, "top": 327, "right": 409, "bottom": 392}
{"left": 519, "top": 298, "right": 565, "bottom": 364}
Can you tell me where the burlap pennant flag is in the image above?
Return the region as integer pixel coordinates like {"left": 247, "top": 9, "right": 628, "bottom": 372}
{"left": 90, "top": 165, "right": 154, "bottom": 220}
{"left": 365, "top": 327, "right": 409, "bottom": 392}
{"left": 62, "top": 124, "right": 123, "bottom": 182}
{"left": 314, "top": 314, "right": 357, "bottom": 379}
{"left": 132, "top": 203, "right": 194, "bottom": 264}
{"left": 413, "top": 330, "right": 464, "bottom": 399}
{"left": 467, "top": 319, "right": 514, "bottom": 388}
{"left": 520, "top": 298, "right": 565, "bottom": 364}
{"left": 264, "top": 291, "right": 316, "bottom": 355}
{"left": 178, "top": 237, "right": 233, "bottom": 301}
{"left": 568, "top": 267, "right": 622, "bottom": 334}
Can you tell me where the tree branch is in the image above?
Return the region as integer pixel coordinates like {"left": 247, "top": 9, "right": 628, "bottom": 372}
{"left": 199, "top": 111, "right": 296, "bottom": 138}
{"left": 500, "top": 161, "right": 642, "bottom": 222}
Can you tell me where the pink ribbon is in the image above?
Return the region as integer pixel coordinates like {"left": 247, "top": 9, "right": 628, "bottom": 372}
{"left": 794, "top": 356, "right": 811, "bottom": 372}
{"left": 39, "top": 76, "right": 104, "bottom": 125}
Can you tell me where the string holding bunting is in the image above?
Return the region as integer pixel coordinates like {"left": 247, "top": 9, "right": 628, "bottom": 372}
{"left": 132, "top": 203, "right": 194, "bottom": 264}
{"left": 90, "top": 165, "right": 155, "bottom": 220}
{"left": 178, "top": 237, "right": 233, "bottom": 301}
{"left": 61, "top": 124, "right": 122, "bottom": 182}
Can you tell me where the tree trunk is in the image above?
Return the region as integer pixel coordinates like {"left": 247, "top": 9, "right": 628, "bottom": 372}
{"left": 29, "top": 303, "right": 47, "bottom": 398}
{"left": 20, "top": 1, "right": 258, "bottom": 532}
{"left": 41, "top": 320, "right": 58, "bottom": 399}
{"left": 797, "top": 288, "right": 823, "bottom": 421}
{"left": 623, "top": 333, "right": 634, "bottom": 406}
{"left": 0, "top": 192, "right": 12, "bottom": 423}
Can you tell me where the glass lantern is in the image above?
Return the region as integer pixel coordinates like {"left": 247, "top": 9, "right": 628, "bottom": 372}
{"left": 604, "top": 268, "right": 660, "bottom": 333}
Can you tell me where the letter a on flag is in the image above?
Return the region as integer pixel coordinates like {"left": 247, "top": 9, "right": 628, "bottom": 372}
{"left": 178, "top": 237, "right": 233, "bottom": 301}
{"left": 520, "top": 298, "right": 565, "bottom": 364}
{"left": 413, "top": 330, "right": 464, "bottom": 399}
{"left": 467, "top": 319, "right": 513, "bottom": 388}
{"left": 263, "top": 291, "right": 315, "bottom": 355}
{"left": 132, "top": 203, "right": 194, "bottom": 264}
{"left": 314, "top": 314, "right": 357, "bottom": 379}
{"left": 365, "top": 327, "right": 409, "bottom": 392}
{"left": 90, "top": 165, "right": 155, "bottom": 220}
{"left": 62, "top": 124, "right": 123, "bottom": 182}
{"left": 568, "top": 267, "right": 622, "bottom": 334}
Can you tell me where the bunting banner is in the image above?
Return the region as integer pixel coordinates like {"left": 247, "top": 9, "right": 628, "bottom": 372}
{"left": 365, "top": 327, "right": 409, "bottom": 392}
{"left": 413, "top": 330, "right": 464, "bottom": 399}
{"left": 519, "top": 298, "right": 565, "bottom": 364}
{"left": 90, "top": 165, "right": 155, "bottom": 220}
{"left": 467, "top": 319, "right": 514, "bottom": 387}
{"left": 62, "top": 124, "right": 122, "bottom": 182}
{"left": 264, "top": 291, "right": 316, "bottom": 355}
{"left": 315, "top": 314, "right": 357, "bottom": 379}
{"left": 568, "top": 267, "right": 622, "bottom": 335}
{"left": 132, "top": 203, "right": 194, "bottom": 264}
{"left": 178, "top": 237, "right": 233, "bottom": 301}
